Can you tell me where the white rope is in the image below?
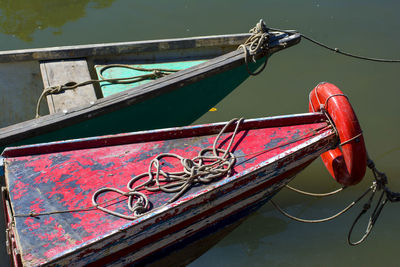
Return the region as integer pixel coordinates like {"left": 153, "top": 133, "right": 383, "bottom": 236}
{"left": 238, "top": 19, "right": 270, "bottom": 76}
{"left": 92, "top": 118, "right": 244, "bottom": 219}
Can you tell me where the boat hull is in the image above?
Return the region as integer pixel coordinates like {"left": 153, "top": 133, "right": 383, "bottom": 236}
{"left": 104, "top": 162, "right": 311, "bottom": 267}
{"left": 6, "top": 60, "right": 262, "bottom": 148}
{"left": 0, "top": 31, "right": 301, "bottom": 150}
{"left": 2, "top": 113, "right": 335, "bottom": 266}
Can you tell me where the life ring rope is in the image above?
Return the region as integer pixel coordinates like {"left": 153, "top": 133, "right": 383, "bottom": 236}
{"left": 310, "top": 87, "right": 364, "bottom": 147}
{"left": 340, "top": 132, "right": 363, "bottom": 146}
{"left": 271, "top": 82, "right": 400, "bottom": 245}
{"left": 309, "top": 82, "right": 367, "bottom": 186}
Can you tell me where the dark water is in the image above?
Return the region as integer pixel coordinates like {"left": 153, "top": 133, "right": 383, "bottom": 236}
{"left": 0, "top": 0, "right": 399, "bottom": 266}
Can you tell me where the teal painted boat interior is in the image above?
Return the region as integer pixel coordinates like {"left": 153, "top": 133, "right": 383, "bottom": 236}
{"left": 95, "top": 60, "right": 207, "bottom": 97}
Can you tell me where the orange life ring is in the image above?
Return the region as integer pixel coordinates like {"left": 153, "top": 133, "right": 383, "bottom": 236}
{"left": 309, "top": 82, "right": 367, "bottom": 186}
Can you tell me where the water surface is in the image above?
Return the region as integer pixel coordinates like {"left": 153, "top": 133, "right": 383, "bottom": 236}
{"left": 0, "top": 0, "right": 399, "bottom": 266}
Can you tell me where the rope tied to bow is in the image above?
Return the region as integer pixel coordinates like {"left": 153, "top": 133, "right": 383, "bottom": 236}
{"left": 238, "top": 19, "right": 270, "bottom": 76}
{"left": 35, "top": 65, "right": 178, "bottom": 118}
{"left": 92, "top": 118, "right": 244, "bottom": 220}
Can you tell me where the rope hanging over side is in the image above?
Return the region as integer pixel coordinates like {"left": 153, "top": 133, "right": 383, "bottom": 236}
{"left": 347, "top": 158, "right": 400, "bottom": 245}
{"left": 271, "top": 184, "right": 372, "bottom": 223}
{"left": 92, "top": 118, "right": 244, "bottom": 220}
{"left": 238, "top": 19, "right": 270, "bottom": 76}
{"left": 285, "top": 184, "right": 345, "bottom": 197}
{"left": 35, "top": 65, "right": 178, "bottom": 118}
{"left": 271, "top": 156, "right": 400, "bottom": 245}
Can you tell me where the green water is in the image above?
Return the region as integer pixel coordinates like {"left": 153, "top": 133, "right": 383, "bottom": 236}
{"left": 0, "top": 0, "right": 399, "bottom": 266}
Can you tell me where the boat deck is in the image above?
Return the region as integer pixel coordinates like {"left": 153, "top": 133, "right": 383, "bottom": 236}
{"left": 2, "top": 114, "right": 334, "bottom": 266}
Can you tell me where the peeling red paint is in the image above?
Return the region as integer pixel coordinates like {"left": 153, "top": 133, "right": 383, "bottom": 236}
{"left": 11, "top": 180, "right": 29, "bottom": 200}
{"left": 3, "top": 114, "right": 336, "bottom": 266}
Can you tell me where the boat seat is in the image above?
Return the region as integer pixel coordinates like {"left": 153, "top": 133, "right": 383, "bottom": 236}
{"left": 39, "top": 58, "right": 98, "bottom": 114}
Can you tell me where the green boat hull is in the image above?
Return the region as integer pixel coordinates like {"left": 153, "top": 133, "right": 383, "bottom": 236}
{"left": 5, "top": 60, "right": 263, "bottom": 149}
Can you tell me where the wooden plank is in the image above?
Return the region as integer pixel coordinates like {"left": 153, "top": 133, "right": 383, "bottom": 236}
{"left": 40, "top": 59, "right": 98, "bottom": 114}
{"left": 0, "top": 61, "right": 47, "bottom": 128}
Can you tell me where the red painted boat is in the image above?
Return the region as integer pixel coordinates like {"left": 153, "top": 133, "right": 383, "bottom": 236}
{"left": 1, "top": 83, "right": 362, "bottom": 266}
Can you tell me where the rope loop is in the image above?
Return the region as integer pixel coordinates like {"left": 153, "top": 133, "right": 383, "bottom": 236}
{"left": 273, "top": 156, "right": 399, "bottom": 245}
{"left": 92, "top": 118, "right": 244, "bottom": 219}
{"left": 35, "top": 65, "right": 179, "bottom": 118}
{"left": 347, "top": 157, "right": 400, "bottom": 245}
{"left": 347, "top": 182, "right": 387, "bottom": 246}
{"left": 238, "top": 19, "right": 270, "bottom": 76}
{"left": 271, "top": 183, "right": 373, "bottom": 224}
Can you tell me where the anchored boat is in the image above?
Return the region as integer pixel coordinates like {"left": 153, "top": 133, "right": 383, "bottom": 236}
{"left": 0, "top": 21, "right": 300, "bottom": 150}
{"left": 1, "top": 83, "right": 367, "bottom": 266}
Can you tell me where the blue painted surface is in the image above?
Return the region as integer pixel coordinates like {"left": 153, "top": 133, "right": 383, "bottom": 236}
{"left": 0, "top": 156, "right": 3, "bottom": 179}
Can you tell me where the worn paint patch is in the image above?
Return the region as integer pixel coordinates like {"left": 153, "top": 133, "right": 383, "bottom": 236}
{"left": 4, "top": 121, "right": 333, "bottom": 265}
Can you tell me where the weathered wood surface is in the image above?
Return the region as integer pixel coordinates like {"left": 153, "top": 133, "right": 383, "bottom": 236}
{"left": 0, "top": 32, "right": 301, "bottom": 147}
{"left": 0, "top": 34, "right": 252, "bottom": 63}
{"left": 0, "top": 34, "right": 250, "bottom": 129}
{"left": 0, "top": 61, "right": 46, "bottom": 128}
{"left": 3, "top": 114, "right": 336, "bottom": 266}
{"left": 40, "top": 59, "right": 98, "bottom": 114}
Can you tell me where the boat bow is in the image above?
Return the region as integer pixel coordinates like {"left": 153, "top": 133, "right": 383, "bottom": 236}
{"left": 2, "top": 112, "right": 336, "bottom": 266}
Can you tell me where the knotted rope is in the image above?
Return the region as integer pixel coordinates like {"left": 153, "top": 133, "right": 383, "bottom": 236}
{"left": 238, "top": 19, "right": 270, "bottom": 76}
{"left": 35, "top": 65, "right": 178, "bottom": 118}
{"left": 36, "top": 20, "right": 272, "bottom": 118}
{"left": 92, "top": 118, "right": 244, "bottom": 220}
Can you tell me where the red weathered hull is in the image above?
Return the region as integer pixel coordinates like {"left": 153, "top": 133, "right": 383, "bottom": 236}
{"left": 2, "top": 113, "right": 336, "bottom": 266}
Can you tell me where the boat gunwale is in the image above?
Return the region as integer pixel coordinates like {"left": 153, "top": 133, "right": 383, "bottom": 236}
{"left": 0, "top": 33, "right": 252, "bottom": 63}
{"left": 0, "top": 31, "right": 294, "bottom": 63}
{"left": 2, "top": 112, "right": 326, "bottom": 158}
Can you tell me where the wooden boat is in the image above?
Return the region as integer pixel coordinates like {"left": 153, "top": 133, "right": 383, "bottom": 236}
{"left": 2, "top": 82, "right": 368, "bottom": 266}
{"left": 2, "top": 112, "right": 336, "bottom": 266}
{"left": 0, "top": 21, "right": 300, "bottom": 151}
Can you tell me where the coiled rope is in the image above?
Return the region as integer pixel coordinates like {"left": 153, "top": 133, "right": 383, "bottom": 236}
{"left": 36, "top": 20, "right": 272, "bottom": 118}
{"left": 91, "top": 118, "right": 243, "bottom": 220}
{"left": 12, "top": 122, "right": 330, "bottom": 219}
{"left": 35, "top": 65, "right": 178, "bottom": 118}
{"left": 238, "top": 20, "right": 270, "bottom": 76}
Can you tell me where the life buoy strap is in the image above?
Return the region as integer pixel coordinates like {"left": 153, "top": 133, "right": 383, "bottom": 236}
{"left": 340, "top": 132, "right": 363, "bottom": 147}
{"left": 309, "top": 82, "right": 367, "bottom": 186}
